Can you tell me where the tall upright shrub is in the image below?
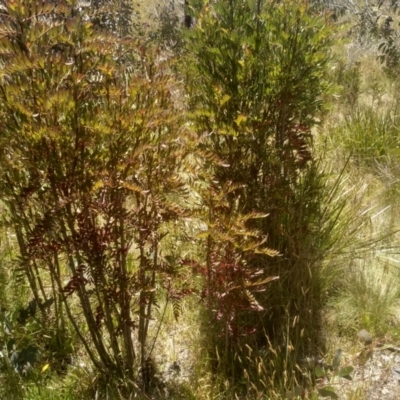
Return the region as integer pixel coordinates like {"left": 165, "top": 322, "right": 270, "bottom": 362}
{"left": 184, "top": 0, "right": 334, "bottom": 391}
{"left": 0, "top": 0, "right": 192, "bottom": 392}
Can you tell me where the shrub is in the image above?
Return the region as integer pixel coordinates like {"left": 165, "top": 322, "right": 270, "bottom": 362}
{"left": 0, "top": 0, "right": 193, "bottom": 393}
{"left": 183, "top": 0, "right": 335, "bottom": 394}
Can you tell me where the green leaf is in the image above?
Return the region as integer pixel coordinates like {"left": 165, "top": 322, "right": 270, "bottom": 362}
{"left": 196, "top": 231, "right": 211, "bottom": 239}
{"left": 315, "top": 366, "right": 326, "bottom": 378}
{"left": 93, "top": 181, "right": 104, "bottom": 191}
{"left": 332, "top": 349, "right": 342, "bottom": 370}
{"left": 219, "top": 94, "right": 231, "bottom": 106}
{"left": 317, "top": 386, "right": 338, "bottom": 399}
{"left": 338, "top": 366, "right": 354, "bottom": 380}
{"left": 4, "top": 316, "right": 12, "bottom": 335}
{"left": 246, "top": 0, "right": 256, "bottom": 12}
{"left": 286, "top": 385, "right": 303, "bottom": 399}
{"left": 41, "top": 363, "right": 50, "bottom": 373}
{"left": 235, "top": 114, "right": 247, "bottom": 126}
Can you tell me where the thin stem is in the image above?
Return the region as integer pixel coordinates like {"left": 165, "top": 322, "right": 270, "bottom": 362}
{"left": 149, "top": 281, "right": 170, "bottom": 357}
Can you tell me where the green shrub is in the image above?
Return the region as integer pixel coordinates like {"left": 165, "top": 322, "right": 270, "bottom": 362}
{"left": 183, "top": 0, "right": 336, "bottom": 394}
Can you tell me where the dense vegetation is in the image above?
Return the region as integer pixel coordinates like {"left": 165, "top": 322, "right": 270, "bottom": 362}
{"left": 1, "top": 0, "right": 400, "bottom": 399}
